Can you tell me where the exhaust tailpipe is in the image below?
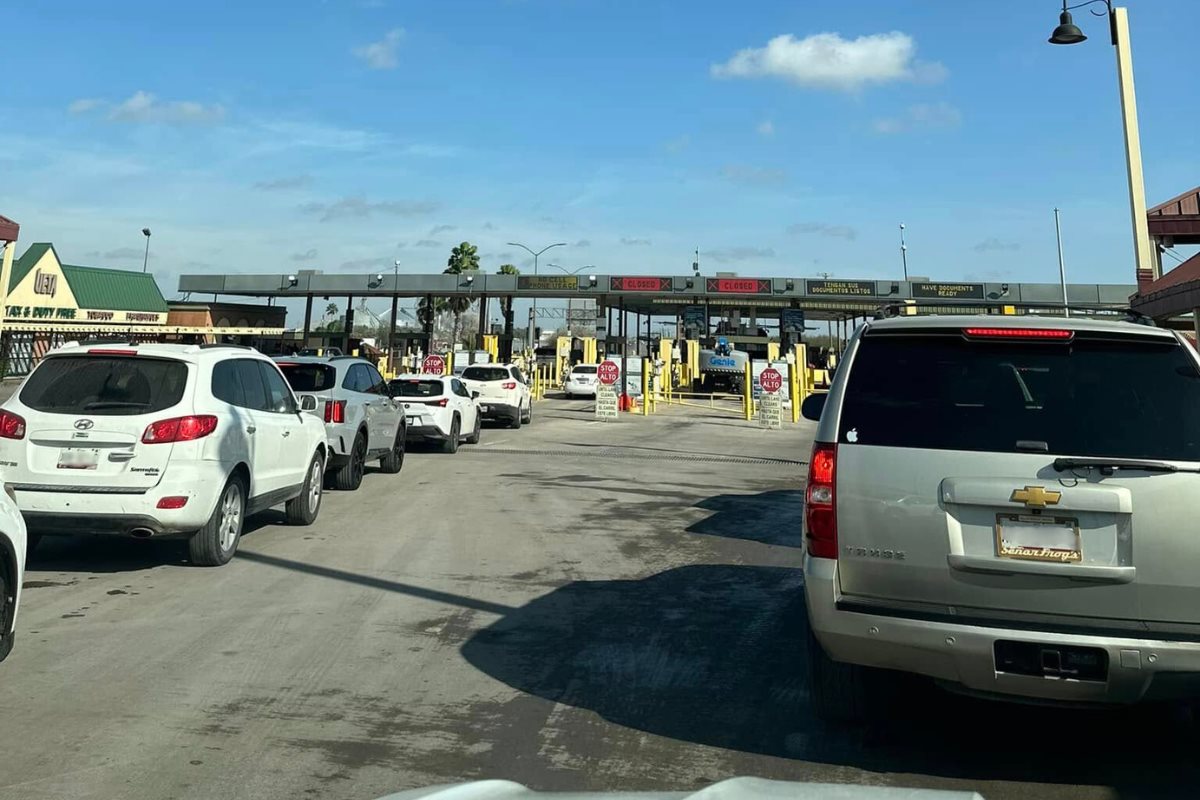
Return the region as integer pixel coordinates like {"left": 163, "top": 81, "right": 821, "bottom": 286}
{"left": 129, "top": 528, "right": 154, "bottom": 539}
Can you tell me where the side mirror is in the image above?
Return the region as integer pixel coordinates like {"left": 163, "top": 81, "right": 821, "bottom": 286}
{"left": 800, "top": 394, "right": 826, "bottom": 422}
{"left": 472, "top": 391, "right": 481, "bottom": 399}
{"left": 300, "top": 395, "right": 318, "bottom": 411}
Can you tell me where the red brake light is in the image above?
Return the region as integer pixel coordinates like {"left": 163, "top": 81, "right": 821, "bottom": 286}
{"left": 432, "top": 397, "right": 449, "bottom": 407}
{"left": 88, "top": 348, "right": 138, "bottom": 355}
{"left": 324, "top": 400, "right": 346, "bottom": 424}
{"left": 156, "top": 496, "right": 189, "bottom": 509}
{"left": 142, "top": 415, "right": 218, "bottom": 444}
{"left": 0, "top": 410, "right": 26, "bottom": 440}
{"left": 805, "top": 443, "right": 837, "bottom": 559}
{"left": 963, "top": 328, "right": 1073, "bottom": 340}
{"left": 502, "top": 381, "right": 517, "bottom": 390}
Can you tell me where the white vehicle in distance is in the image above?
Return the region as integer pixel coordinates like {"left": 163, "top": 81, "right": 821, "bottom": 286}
{"left": 0, "top": 342, "right": 328, "bottom": 566}
{"left": 0, "top": 487, "right": 27, "bottom": 662}
{"left": 563, "top": 364, "right": 599, "bottom": 398}
{"left": 461, "top": 364, "right": 532, "bottom": 428}
{"left": 389, "top": 374, "right": 481, "bottom": 454}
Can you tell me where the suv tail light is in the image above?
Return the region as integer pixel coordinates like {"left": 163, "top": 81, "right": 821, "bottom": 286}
{"left": 502, "top": 381, "right": 517, "bottom": 390}
{"left": 805, "top": 443, "right": 837, "bottom": 559}
{"left": 324, "top": 400, "right": 346, "bottom": 424}
{"left": 142, "top": 415, "right": 218, "bottom": 444}
{"left": 0, "top": 410, "right": 26, "bottom": 440}
{"left": 963, "top": 327, "right": 1073, "bottom": 341}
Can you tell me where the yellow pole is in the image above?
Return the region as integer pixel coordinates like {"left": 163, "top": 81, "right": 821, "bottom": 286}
{"left": 0, "top": 240, "right": 13, "bottom": 344}
{"left": 744, "top": 362, "right": 753, "bottom": 421}
{"left": 641, "top": 358, "right": 649, "bottom": 416}
{"left": 789, "top": 363, "right": 800, "bottom": 423}
{"left": 445, "top": 351, "right": 453, "bottom": 376}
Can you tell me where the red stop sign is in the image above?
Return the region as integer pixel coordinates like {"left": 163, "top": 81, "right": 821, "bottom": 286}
{"left": 760, "top": 367, "right": 783, "bottom": 394}
{"left": 422, "top": 354, "right": 446, "bottom": 374}
{"left": 597, "top": 360, "right": 620, "bottom": 385}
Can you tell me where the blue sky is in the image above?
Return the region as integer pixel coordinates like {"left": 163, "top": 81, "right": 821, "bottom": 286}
{"left": 5, "top": 0, "right": 1200, "bottom": 309}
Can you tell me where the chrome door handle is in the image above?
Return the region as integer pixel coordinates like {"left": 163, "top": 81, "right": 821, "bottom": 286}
{"left": 246, "top": 425, "right": 257, "bottom": 434}
{"left": 282, "top": 430, "right": 291, "bottom": 437}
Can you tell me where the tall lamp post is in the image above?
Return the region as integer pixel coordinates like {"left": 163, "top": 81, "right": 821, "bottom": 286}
{"left": 1049, "top": 1, "right": 1156, "bottom": 280}
{"left": 141, "top": 227, "right": 152, "bottom": 273}
{"left": 507, "top": 241, "right": 566, "bottom": 349}
{"left": 898, "top": 223, "right": 909, "bottom": 281}
{"left": 546, "top": 263, "right": 595, "bottom": 334}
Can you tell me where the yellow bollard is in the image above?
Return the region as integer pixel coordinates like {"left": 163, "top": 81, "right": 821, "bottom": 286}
{"left": 789, "top": 363, "right": 801, "bottom": 423}
{"left": 641, "top": 358, "right": 649, "bottom": 416}
{"left": 744, "top": 362, "right": 753, "bottom": 421}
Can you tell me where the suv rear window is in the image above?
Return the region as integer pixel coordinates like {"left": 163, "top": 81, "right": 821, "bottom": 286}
{"left": 462, "top": 366, "right": 510, "bottom": 382}
{"left": 838, "top": 332, "right": 1200, "bottom": 460}
{"left": 573, "top": 365, "right": 597, "bottom": 374}
{"left": 21, "top": 356, "right": 188, "bottom": 416}
{"left": 390, "top": 379, "right": 442, "bottom": 397}
{"left": 277, "top": 363, "right": 336, "bottom": 392}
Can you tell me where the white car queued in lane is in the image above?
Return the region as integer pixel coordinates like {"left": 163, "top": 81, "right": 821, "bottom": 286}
{"left": 0, "top": 342, "right": 328, "bottom": 567}
{"left": 389, "top": 374, "right": 481, "bottom": 454}
{"left": 461, "top": 364, "right": 532, "bottom": 428}
{"left": 563, "top": 364, "right": 599, "bottom": 398}
{"left": 0, "top": 487, "right": 27, "bottom": 661}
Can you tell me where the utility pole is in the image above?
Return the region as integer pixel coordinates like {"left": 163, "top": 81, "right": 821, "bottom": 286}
{"left": 899, "top": 223, "right": 908, "bottom": 281}
{"left": 141, "top": 228, "right": 152, "bottom": 273}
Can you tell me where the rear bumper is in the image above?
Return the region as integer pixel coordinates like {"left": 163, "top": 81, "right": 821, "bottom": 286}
{"left": 406, "top": 424, "right": 450, "bottom": 440}
{"left": 565, "top": 384, "right": 597, "bottom": 396}
{"left": 480, "top": 403, "right": 519, "bottom": 421}
{"left": 14, "top": 460, "right": 233, "bottom": 537}
{"left": 804, "top": 555, "right": 1200, "bottom": 705}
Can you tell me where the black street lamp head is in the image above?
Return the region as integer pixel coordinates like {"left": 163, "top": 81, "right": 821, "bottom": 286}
{"left": 1049, "top": 10, "right": 1087, "bottom": 44}
{"left": 141, "top": 227, "right": 151, "bottom": 237}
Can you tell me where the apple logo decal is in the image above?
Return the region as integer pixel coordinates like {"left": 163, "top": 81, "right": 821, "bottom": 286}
{"left": 846, "top": 428, "right": 859, "bottom": 443}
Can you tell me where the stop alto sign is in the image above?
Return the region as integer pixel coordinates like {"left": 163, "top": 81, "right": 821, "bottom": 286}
{"left": 421, "top": 354, "right": 446, "bottom": 374}
{"left": 759, "top": 367, "right": 783, "bottom": 394}
{"left": 597, "top": 360, "right": 620, "bottom": 385}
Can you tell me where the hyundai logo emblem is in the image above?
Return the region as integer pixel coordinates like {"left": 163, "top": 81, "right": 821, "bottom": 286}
{"left": 74, "top": 419, "right": 94, "bottom": 430}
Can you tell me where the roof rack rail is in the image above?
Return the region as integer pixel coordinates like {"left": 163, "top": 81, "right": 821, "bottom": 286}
{"left": 198, "top": 343, "right": 255, "bottom": 350}
{"left": 1049, "top": 306, "right": 1157, "bottom": 326}
{"left": 79, "top": 336, "right": 134, "bottom": 346}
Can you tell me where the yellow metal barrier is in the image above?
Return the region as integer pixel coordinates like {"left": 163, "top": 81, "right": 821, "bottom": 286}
{"left": 744, "top": 362, "right": 753, "bottom": 421}
{"left": 641, "top": 358, "right": 649, "bottom": 416}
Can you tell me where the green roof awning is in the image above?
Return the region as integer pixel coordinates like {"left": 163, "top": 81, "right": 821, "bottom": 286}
{"left": 61, "top": 264, "right": 168, "bottom": 313}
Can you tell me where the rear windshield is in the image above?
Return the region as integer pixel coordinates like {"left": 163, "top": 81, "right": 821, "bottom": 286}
{"left": 277, "top": 363, "right": 336, "bottom": 392}
{"left": 462, "top": 367, "right": 510, "bottom": 382}
{"left": 572, "top": 366, "right": 597, "bottom": 375}
{"left": 838, "top": 332, "right": 1200, "bottom": 460}
{"left": 390, "top": 379, "right": 442, "bottom": 397}
{"left": 21, "top": 356, "right": 188, "bottom": 416}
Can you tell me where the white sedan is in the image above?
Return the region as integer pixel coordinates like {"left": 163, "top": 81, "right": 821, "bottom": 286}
{"left": 389, "top": 375, "right": 481, "bottom": 454}
{"left": 563, "top": 364, "right": 599, "bottom": 398}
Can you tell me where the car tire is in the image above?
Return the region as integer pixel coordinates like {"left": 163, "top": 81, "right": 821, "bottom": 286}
{"left": 285, "top": 451, "right": 324, "bottom": 525}
{"left": 465, "top": 414, "right": 481, "bottom": 445}
{"left": 333, "top": 432, "right": 367, "bottom": 490}
{"left": 522, "top": 400, "right": 532, "bottom": 424}
{"left": 0, "top": 568, "right": 12, "bottom": 662}
{"left": 806, "top": 625, "right": 874, "bottom": 724}
{"left": 509, "top": 408, "right": 522, "bottom": 429}
{"left": 379, "top": 428, "right": 405, "bottom": 473}
{"left": 442, "top": 416, "right": 460, "bottom": 454}
{"left": 188, "top": 476, "right": 245, "bottom": 567}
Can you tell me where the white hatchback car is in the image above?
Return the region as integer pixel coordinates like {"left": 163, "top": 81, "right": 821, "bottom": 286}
{"left": 0, "top": 489, "right": 27, "bottom": 662}
{"left": 0, "top": 342, "right": 328, "bottom": 566}
{"left": 389, "top": 374, "right": 481, "bottom": 453}
{"left": 461, "top": 364, "right": 532, "bottom": 428}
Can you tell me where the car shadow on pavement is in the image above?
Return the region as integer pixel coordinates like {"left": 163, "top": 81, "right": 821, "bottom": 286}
{"left": 25, "top": 534, "right": 187, "bottom": 572}
{"left": 461, "top": 564, "right": 1200, "bottom": 796}
{"left": 685, "top": 490, "right": 804, "bottom": 547}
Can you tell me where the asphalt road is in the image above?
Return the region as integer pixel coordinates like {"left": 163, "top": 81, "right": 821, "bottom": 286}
{"left": 0, "top": 397, "right": 1196, "bottom": 800}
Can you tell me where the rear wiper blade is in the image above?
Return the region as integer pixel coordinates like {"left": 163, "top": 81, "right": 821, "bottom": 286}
{"left": 83, "top": 401, "right": 150, "bottom": 410}
{"left": 1052, "top": 457, "right": 1196, "bottom": 474}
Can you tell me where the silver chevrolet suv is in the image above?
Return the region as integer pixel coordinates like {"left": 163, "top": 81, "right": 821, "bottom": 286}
{"left": 801, "top": 314, "right": 1200, "bottom": 720}
{"left": 275, "top": 356, "right": 405, "bottom": 490}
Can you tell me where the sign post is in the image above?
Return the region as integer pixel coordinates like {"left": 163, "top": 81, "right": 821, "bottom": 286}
{"left": 595, "top": 359, "right": 620, "bottom": 420}
{"left": 421, "top": 354, "right": 446, "bottom": 375}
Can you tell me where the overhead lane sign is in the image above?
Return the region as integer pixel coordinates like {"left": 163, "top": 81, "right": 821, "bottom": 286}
{"left": 609, "top": 277, "right": 672, "bottom": 292}
{"left": 912, "top": 282, "right": 986, "bottom": 300}
{"left": 517, "top": 276, "right": 578, "bottom": 291}
{"left": 705, "top": 278, "right": 771, "bottom": 294}
{"left": 806, "top": 280, "right": 875, "bottom": 296}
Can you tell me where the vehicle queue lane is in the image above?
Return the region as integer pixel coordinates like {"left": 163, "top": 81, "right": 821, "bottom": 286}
{"left": 0, "top": 401, "right": 1195, "bottom": 800}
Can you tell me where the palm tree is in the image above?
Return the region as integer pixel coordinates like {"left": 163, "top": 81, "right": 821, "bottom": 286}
{"left": 497, "top": 263, "right": 519, "bottom": 323}
{"left": 443, "top": 242, "right": 481, "bottom": 347}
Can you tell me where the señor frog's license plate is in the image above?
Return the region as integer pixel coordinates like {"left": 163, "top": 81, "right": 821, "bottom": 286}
{"left": 996, "top": 513, "right": 1081, "bottom": 563}
{"left": 58, "top": 448, "right": 99, "bottom": 470}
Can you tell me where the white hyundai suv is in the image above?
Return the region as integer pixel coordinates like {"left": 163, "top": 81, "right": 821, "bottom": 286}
{"left": 0, "top": 342, "right": 328, "bottom": 566}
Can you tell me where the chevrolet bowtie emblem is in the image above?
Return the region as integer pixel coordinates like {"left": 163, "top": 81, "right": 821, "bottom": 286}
{"left": 1010, "top": 486, "right": 1062, "bottom": 508}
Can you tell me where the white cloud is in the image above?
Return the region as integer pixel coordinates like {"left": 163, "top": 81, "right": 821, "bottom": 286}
{"left": 664, "top": 134, "right": 690, "bottom": 154}
{"left": 621, "top": 238, "right": 652, "bottom": 246}
{"left": 429, "top": 224, "right": 457, "bottom": 235}
{"left": 254, "top": 175, "right": 313, "bottom": 191}
{"left": 756, "top": 120, "right": 775, "bottom": 137}
{"left": 873, "top": 102, "right": 962, "bottom": 134}
{"left": 291, "top": 248, "right": 319, "bottom": 261}
{"left": 720, "top": 164, "right": 788, "bottom": 187}
{"left": 711, "top": 31, "right": 945, "bottom": 92}
{"left": 787, "top": 222, "right": 858, "bottom": 241}
{"left": 299, "top": 196, "right": 438, "bottom": 222}
{"left": 68, "top": 98, "right": 102, "bottom": 114}
{"left": 353, "top": 28, "right": 405, "bottom": 69}
{"left": 106, "top": 91, "right": 226, "bottom": 124}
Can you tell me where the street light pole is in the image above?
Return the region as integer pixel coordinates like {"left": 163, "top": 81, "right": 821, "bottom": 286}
{"left": 899, "top": 223, "right": 909, "bottom": 281}
{"left": 507, "top": 241, "right": 566, "bottom": 351}
{"left": 1054, "top": 208, "right": 1071, "bottom": 317}
{"left": 1049, "top": 1, "right": 1156, "bottom": 279}
{"left": 546, "top": 263, "right": 595, "bottom": 335}
{"left": 141, "top": 227, "right": 151, "bottom": 273}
